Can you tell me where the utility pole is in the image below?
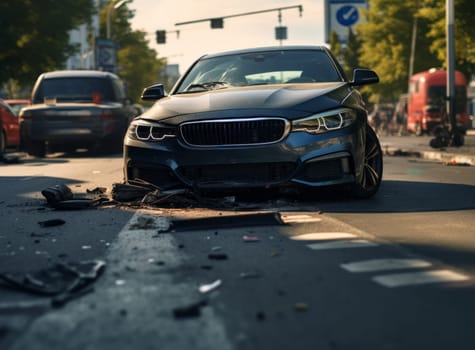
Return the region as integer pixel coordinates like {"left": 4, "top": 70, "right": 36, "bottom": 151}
{"left": 446, "top": 0, "right": 456, "bottom": 133}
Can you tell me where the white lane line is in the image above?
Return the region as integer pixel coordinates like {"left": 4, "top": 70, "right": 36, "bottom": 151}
{"left": 281, "top": 214, "right": 322, "bottom": 223}
{"left": 291, "top": 232, "right": 356, "bottom": 241}
{"left": 306, "top": 239, "right": 378, "bottom": 250}
{"left": 373, "top": 269, "right": 470, "bottom": 288}
{"left": 341, "top": 258, "right": 432, "bottom": 273}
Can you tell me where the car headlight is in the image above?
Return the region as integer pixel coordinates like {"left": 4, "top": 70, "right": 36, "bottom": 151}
{"left": 292, "top": 108, "right": 357, "bottom": 134}
{"left": 127, "top": 120, "right": 177, "bottom": 141}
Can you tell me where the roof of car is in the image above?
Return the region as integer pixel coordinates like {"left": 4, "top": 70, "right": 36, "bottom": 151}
{"left": 201, "top": 45, "right": 329, "bottom": 60}
{"left": 39, "top": 70, "right": 119, "bottom": 79}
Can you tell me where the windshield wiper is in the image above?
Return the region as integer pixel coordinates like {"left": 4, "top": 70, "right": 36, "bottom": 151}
{"left": 182, "top": 81, "right": 229, "bottom": 93}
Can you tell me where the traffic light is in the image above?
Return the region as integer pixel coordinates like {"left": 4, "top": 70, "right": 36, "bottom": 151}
{"left": 156, "top": 30, "right": 166, "bottom": 44}
{"left": 275, "top": 26, "right": 287, "bottom": 40}
{"left": 210, "top": 18, "right": 223, "bottom": 29}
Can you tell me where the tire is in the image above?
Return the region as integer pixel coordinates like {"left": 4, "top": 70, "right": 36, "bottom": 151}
{"left": 24, "top": 137, "right": 47, "bottom": 158}
{"left": 352, "top": 125, "right": 383, "bottom": 199}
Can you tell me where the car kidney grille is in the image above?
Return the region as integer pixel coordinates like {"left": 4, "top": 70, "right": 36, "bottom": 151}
{"left": 180, "top": 118, "right": 288, "bottom": 146}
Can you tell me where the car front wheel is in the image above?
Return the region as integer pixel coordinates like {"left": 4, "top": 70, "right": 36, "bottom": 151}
{"left": 24, "top": 138, "right": 47, "bottom": 158}
{"left": 352, "top": 125, "right": 383, "bottom": 198}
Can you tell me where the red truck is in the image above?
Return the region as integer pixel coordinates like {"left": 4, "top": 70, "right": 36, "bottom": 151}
{"left": 407, "top": 68, "right": 469, "bottom": 135}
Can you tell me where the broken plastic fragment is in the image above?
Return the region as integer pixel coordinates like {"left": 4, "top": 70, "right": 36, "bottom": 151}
{"left": 208, "top": 253, "right": 228, "bottom": 260}
{"left": 0, "top": 260, "right": 106, "bottom": 306}
{"left": 173, "top": 299, "right": 208, "bottom": 319}
{"left": 199, "top": 279, "right": 222, "bottom": 293}
{"left": 38, "top": 219, "right": 66, "bottom": 228}
{"left": 41, "top": 184, "right": 73, "bottom": 204}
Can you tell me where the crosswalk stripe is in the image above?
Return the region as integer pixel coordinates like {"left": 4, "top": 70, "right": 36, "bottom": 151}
{"left": 341, "top": 259, "right": 432, "bottom": 273}
{"left": 373, "top": 269, "right": 470, "bottom": 287}
{"left": 306, "top": 239, "right": 378, "bottom": 250}
{"left": 291, "top": 232, "right": 356, "bottom": 241}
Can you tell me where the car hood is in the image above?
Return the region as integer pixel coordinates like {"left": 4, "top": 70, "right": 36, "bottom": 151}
{"left": 141, "top": 82, "right": 351, "bottom": 122}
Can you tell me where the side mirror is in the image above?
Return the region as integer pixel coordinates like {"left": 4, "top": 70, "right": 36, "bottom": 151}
{"left": 141, "top": 83, "right": 166, "bottom": 101}
{"left": 350, "top": 69, "right": 379, "bottom": 86}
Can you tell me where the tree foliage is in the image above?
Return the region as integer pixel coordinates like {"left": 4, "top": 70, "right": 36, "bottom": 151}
{"left": 418, "top": 0, "right": 475, "bottom": 77}
{"left": 0, "top": 0, "right": 95, "bottom": 88}
{"left": 355, "top": 0, "right": 474, "bottom": 103}
{"left": 99, "top": 2, "right": 165, "bottom": 103}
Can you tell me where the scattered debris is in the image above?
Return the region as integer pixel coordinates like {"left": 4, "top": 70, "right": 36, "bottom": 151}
{"left": 38, "top": 219, "right": 66, "bottom": 228}
{"left": 129, "top": 215, "right": 157, "bottom": 230}
{"left": 111, "top": 180, "right": 159, "bottom": 202}
{"left": 239, "top": 271, "right": 262, "bottom": 279}
{"left": 199, "top": 279, "right": 222, "bottom": 294}
{"left": 242, "top": 235, "right": 260, "bottom": 242}
{"left": 41, "top": 184, "right": 73, "bottom": 204}
{"left": 173, "top": 299, "right": 208, "bottom": 319}
{"left": 256, "top": 311, "right": 266, "bottom": 321}
{"left": 86, "top": 187, "right": 107, "bottom": 195}
{"left": 208, "top": 253, "right": 228, "bottom": 260}
{"left": 41, "top": 184, "right": 105, "bottom": 210}
{"left": 0, "top": 260, "right": 106, "bottom": 307}
{"left": 445, "top": 160, "right": 471, "bottom": 166}
{"left": 293, "top": 303, "right": 309, "bottom": 311}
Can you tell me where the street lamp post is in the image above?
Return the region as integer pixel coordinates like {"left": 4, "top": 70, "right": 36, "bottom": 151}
{"left": 106, "top": 0, "right": 128, "bottom": 39}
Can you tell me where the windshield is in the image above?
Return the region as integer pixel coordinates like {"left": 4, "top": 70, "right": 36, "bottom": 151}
{"left": 33, "top": 77, "right": 116, "bottom": 104}
{"left": 176, "top": 49, "right": 343, "bottom": 93}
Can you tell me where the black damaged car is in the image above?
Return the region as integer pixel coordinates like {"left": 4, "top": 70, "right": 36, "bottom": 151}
{"left": 123, "top": 46, "right": 382, "bottom": 198}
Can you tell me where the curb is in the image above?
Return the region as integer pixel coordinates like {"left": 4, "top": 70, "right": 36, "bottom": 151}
{"left": 383, "top": 146, "right": 474, "bottom": 166}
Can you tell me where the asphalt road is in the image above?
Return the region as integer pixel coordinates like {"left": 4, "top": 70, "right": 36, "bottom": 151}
{"left": 0, "top": 145, "right": 474, "bottom": 350}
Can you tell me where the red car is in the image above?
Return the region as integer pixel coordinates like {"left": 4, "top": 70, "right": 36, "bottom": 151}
{"left": 0, "top": 99, "right": 20, "bottom": 153}
{"left": 4, "top": 99, "right": 31, "bottom": 116}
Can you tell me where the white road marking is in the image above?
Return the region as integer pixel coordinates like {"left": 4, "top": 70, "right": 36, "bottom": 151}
{"left": 12, "top": 211, "right": 233, "bottom": 350}
{"left": 373, "top": 269, "right": 470, "bottom": 287}
{"left": 281, "top": 214, "right": 322, "bottom": 223}
{"left": 291, "top": 232, "right": 356, "bottom": 241}
{"left": 306, "top": 239, "right": 378, "bottom": 250}
{"left": 341, "top": 258, "right": 432, "bottom": 273}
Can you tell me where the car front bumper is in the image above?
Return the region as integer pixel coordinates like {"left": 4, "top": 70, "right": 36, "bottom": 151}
{"left": 123, "top": 125, "right": 364, "bottom": 191}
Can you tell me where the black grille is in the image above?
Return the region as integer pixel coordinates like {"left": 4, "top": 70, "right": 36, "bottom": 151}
{"left": 178, "top": 162, "right": 295, "bottom": 185}
{"left": 180, "top": 118, "right": 287, "bottom": 146}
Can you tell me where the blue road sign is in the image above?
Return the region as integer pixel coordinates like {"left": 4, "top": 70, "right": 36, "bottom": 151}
{"left": 336, "top": 5, "right": 359, "bottom": 26}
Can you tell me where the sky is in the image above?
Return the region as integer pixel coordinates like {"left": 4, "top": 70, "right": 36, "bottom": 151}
{"left": 129, "top": 0, "right": 326, "bottom": 74}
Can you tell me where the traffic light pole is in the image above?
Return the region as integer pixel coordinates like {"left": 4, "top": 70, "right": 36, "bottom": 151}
{"left": 175, "top": 5, "right": 303, "bottom": 28}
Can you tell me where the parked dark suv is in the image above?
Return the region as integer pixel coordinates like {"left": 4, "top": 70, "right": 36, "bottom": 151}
{"left": 19, "top": 70, "right": 137, "bottom": 157}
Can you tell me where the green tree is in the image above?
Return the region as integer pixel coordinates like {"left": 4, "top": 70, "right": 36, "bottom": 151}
{"left": 342, "top": 27, "right": 362, "bottom": 78}
{"left": 329, "top": 30, "right": 343, "bottom": 61}
{"left": 357, "top": 0, "right": 439, "bottom": 102}
{"left": 418, "top": 0, "right": 475, "bottom": 77}
{"left": 99, "top": 1, "right": 165, "bottom": 103}
{"left": 0, "top": 0, "right": 95, "bottom": 89}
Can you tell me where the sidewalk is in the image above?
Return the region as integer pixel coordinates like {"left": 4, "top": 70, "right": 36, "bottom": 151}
{"left": 379, "top": 130, "right": 475, "bottom": 166}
